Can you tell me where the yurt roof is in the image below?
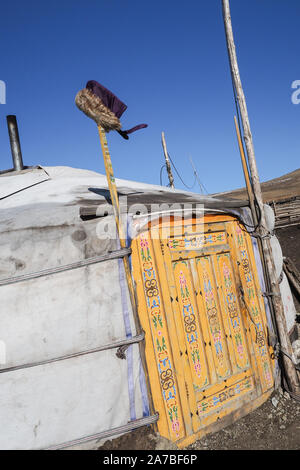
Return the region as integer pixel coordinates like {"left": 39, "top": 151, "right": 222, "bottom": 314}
{"left": 0, "top": 165, "right": 249, "bottom": 232}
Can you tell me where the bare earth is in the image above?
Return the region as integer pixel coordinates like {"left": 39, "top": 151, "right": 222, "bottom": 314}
{"left": 99, "top": 388, "right": 300, "bottom": 450}
{"left": 214, "top": 168, "right": 300, "bottom": 203}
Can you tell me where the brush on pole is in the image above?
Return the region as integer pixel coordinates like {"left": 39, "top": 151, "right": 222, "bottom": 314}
{"left": 75, "top": 80, "right": 147, "bottom": 348}
{"left": 97, "top": 125, "right": 137, "bottom": 309}
{"left": 75, "top": 80, "right": 156, "bottom": 416}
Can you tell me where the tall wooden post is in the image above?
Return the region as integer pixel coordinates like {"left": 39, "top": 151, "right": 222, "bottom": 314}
{"left": 234, "top": 116, "right": 257, "bottom": 224}
{"left": 161, "top": 132, "right": 175, "bottom": 189}
{"left": 222, "top": 0, "right": 299, "bottom": 392}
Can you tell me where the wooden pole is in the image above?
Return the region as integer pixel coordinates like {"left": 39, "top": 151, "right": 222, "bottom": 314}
{"left": 222, "top": 0, "right": 299, "bottom": 392}
{"left": 97, "top": 125, "right": 155, "bottom": 414}
{"left": 222, "top": 1, "right": 265, "bottom": 221}
{"left": 98, "top": 126, "right": 136, "bottom": 308}
{"left": 234, "top": 115, "right": 257, "bottom": 223}
{"left": 161, "top": 131, "right": 175, "bottom": 188}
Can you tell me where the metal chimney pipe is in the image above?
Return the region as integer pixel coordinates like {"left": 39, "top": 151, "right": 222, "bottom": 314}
{"left": 6, "top": 115, "right": 24, "bottom": 171}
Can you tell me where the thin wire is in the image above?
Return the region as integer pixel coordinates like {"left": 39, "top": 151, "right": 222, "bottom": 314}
{"left": 239, "top": 286, "right": 261, "bottom": 343}
{"left": 189, "top": 157, "right": 209, "bottom": 194}
{"left": 280, "top": 348, "right": 300, "bottom": 371}
{"left": 160, "top": 164, "right": 166, "bottom": 186}
{"left": 167, "top": 152, "right": 197, "bottom": 190}
{"left": 191, "top": 168, "right": 209, "bottom": 195}
{"left": 199, "top": 181, "right": 209, "bottom": 195}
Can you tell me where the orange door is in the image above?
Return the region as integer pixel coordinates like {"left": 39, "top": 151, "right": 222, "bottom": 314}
{"left": 132, "top": 215, "right": 274, "bottom": 447}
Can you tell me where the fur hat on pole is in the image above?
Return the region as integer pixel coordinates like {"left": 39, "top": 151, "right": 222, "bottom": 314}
{"left": 75, "top": 80, "right": 148, "bottom": 140}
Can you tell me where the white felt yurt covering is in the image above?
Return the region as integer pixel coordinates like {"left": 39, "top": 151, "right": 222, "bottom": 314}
{"left": 0, "top": 166, "right": 297, "bottom": 449}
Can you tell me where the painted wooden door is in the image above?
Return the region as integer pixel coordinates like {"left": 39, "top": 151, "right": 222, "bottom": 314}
{"left": 132, "top": 215, "right": 274, "bottom": 448}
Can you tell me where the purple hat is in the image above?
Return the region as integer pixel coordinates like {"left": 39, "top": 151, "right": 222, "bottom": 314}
{"left": 75, "top": 80, "right": 148, "bottom": 140}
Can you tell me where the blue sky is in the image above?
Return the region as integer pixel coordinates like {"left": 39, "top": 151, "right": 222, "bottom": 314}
{"left": 0, "top": 0, "right": 299, "bottom": 193}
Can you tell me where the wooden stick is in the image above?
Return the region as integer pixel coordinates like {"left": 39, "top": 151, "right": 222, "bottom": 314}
{"left": 222, "top": 1, "right": 265, "bottom": 221}
{"left": 161, "top": 131, "right": 174, "bottom": 188}
{"left": 97, "top": 125, "right": 155, "bottom": 415}
{"left": 222, "top": 0, "right": 299, "bottom": 392}
{"left": 234, "top": 115, "right": 257, "bottom": 224}
{"left": 98, "top": 126, "right": 133, "bottom": 299}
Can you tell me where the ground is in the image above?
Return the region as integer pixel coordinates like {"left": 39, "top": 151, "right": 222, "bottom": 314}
{"left": 99, "top": 388, "right": 300, "bottom": 450}
{"left": 188, "top": 389, "right": 300, "bottom": 450}
{"left": 214, "top": 168, "right": 300, "bottom": 203}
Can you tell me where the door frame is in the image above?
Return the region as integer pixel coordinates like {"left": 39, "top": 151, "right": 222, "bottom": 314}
{"left": 131, "top": 213, "right": 275, "bottom": 447}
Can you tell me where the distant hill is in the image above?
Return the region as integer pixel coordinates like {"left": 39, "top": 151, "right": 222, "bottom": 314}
{"left": 214, "top": 168, "right": 300, "bottom": 203}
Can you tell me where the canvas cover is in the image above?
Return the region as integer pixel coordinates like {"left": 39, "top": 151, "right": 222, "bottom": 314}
{"left": 0, "top": 165, "right": 295, "bottom": 449}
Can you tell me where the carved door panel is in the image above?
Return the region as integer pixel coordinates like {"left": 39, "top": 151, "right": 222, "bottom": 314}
{"left": 132, "top": 215, "right": 274, "bottom": 447}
